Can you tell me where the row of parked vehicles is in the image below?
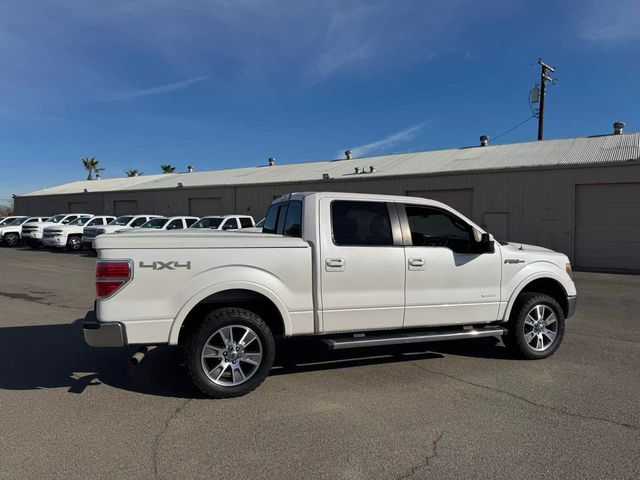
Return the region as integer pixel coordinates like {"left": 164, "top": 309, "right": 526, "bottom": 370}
{"left": 0, "top": 213, "right": 262, "bottom": 250}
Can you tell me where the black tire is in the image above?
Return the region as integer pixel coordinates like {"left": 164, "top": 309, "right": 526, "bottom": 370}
{"left": 185, "top": 307, "right": 276, "bottom": 398}
{"left": 66, "top": 236, "right": 83, "bottom": 251}
{"left": 503, "top": 292, "right": 565, "bottom": 359}
{"left": 3, "top": 233, "right": 20, "bottom": 247}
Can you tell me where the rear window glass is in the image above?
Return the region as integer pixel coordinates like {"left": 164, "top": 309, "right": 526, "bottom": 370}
{"left": 331, "top": 201, "right": 392, "bottom": 246}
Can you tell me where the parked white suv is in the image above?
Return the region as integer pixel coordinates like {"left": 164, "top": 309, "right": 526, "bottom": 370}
{"left": 22, "top": 213, "right": 94, "bottom": 247}
{"left": 0, "top": 216, "right": 48, "bottom": 247}
{"left": 82, "top": 215, "right": 161, "bottom": 249}
{"left": 84, "top": 192, "right": 576, "bottom": 398}
{"left": 190, "top": 215, "right": 255, "bottom": 231}
{"left": 42, "top": 216, "right": 116, "bottom": 251}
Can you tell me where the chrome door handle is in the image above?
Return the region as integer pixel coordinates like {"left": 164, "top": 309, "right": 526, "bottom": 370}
{"left": 325, "top": 258, "right": 345, "bottom": 271}
{"left": 408, "top": 258, "right": 425, "bottom": 271}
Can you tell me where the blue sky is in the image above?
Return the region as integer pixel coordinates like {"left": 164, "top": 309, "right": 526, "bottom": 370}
{"left": 1, "top": 0, "right": 639, "bottom": 201}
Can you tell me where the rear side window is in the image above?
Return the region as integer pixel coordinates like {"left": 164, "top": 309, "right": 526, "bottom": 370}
{"left": 283, "top": 201, "right": 302, "bottom": 237}
{"left": 239, "top": 217, "right": 253, "bottom": 228}
{"left": 166, "top": 219, "right": 183, "bottom": 230}
{"left": 185, "top": 218, "right": 198, "bottom": 227}
{"left": 331, "top": 201, "right": 392, "bottom": 246}
{"left": 263, "top": 203, "right": 287, "bottom": 234}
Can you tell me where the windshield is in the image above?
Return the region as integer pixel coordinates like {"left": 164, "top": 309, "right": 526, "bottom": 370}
{"left": 111, "top": 216, "right": 134, "bottom": 226}
{"left": 46, "top": 215, "right": 65, "bottom": 223}
{"left": 191, "top": 217, "right": 223, "bottom": 229}
{"left": 6, "top": 217, "right": 28, "bottom": 226}
{"left": 69, "top": 217, "right": 91, "bottom": 226}
{"left": 141, "top": 218, "right": 169, "bottom": 229}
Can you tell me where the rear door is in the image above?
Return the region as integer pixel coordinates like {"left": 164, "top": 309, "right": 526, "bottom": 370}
{"left": 400, "top": 203, "right": 501, "bottom": 327}
{"left": 319, "top": 199, "right": 405, "bottom": 333}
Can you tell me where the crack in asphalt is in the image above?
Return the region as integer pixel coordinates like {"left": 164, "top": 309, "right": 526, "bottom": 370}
{"left": 410, "top": 362, "right": 639, "bottom": 432}
{"left": 395, "top": 431, "right": 444, "bottom": 480}
{"left": 152, "top": 399, "right": 193, "bottom": 480}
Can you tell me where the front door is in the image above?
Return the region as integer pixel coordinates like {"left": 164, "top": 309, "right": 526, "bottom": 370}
{"left": 401, "top": 204, "right": 502, "bottom": 327}
{"left": 319, "top": 199, "right": 405, "bottom": 333}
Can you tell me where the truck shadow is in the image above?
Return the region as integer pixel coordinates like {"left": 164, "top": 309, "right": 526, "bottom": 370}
{"left": 0, "top": 320, "right": 509, "bottom": 399}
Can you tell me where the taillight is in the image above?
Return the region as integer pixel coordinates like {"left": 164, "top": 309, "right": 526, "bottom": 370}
{"left": 96, "top": 260, "right": 132, "bottom": 299}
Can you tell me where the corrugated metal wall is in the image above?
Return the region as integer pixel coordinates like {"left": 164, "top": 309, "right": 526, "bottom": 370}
{"left": 14, "top": 163, "right": 640, "bottom": 269}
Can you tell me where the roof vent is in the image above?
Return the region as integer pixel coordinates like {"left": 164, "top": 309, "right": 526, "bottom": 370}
{"left": 268, "top": 157, "right": 276, "bottom": 166}
{"left": 322, "top": 173, "right": 332, "bottom": 180}
{"left": 480, "top": 135, "right": 489, "bottom": 146}
{"left": 187, "top": 165, "right": 194, "bottom": 173}
{"left": 345, "top": 150, "right": 352, "bottom": 160}
{"left": 613, "top": 121, "right": 625, "bottom": 135}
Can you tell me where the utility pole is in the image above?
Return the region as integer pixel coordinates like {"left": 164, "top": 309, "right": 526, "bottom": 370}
{"left": 537, "top": 58, "right": 556, "bottom": 141}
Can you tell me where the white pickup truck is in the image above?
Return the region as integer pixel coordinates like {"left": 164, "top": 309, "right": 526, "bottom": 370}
{"left": 190, "top": 215, "right": 255, "bottom": 231}
{"left": 22, "top": 213, "right": 94, "bottom": 247}
{"left": 42, "top": 216, "right": 116, "bottom": 251}
{"left": 82, "top": 215, "right": 161, "bottom": 249}
{"left": 0, "top": 216, "right": 48, "bottom": 246}
{"left": 84, "top": 192, "right": 576, "bottom": 398}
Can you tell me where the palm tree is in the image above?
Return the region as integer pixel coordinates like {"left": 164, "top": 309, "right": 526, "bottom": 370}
{"left": 82, "top": 157, "right": 99, "bottom": 180}
{"left": 125, "top": 169, "right": 143, "bottom": 177}
{"left": 160, "top": 164, "right": 176, "bottom": 173}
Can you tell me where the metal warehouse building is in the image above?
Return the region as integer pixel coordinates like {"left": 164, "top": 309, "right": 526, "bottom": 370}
{"left": 15, "top": 129, "right": 640, "bottom": 273}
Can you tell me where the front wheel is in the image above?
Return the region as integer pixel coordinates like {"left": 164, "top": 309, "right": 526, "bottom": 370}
{"left": 66, "top": 236, "right": 82, "bottom": 251}
{"left": 185, "top": 308, "right": 275, "bottom": 398}
{"left": 3, "top": 233, "right": 20, "bottom": 247}
{"left": 503, "top": 293, "right": 565, "bottom": 359}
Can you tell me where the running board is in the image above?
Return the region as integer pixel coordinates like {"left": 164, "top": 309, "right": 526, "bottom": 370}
{"left": 323, "top": 326, "right": 507, "bottom": 350}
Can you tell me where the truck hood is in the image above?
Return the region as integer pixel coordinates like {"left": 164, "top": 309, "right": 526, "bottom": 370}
{"left": 95, "top": 230, "right": 308, "bottom": 250}
{"left": 500, "top": 242, "right": 570, "bottom": 270}
{"left": 44, "top": 224, "right": 82, "bottom": 233}
{"left": 0, "top": 225, "right": 21, "bottom": 234}
{"left": 23, "top": 221, "right": 57, "bottom": 230}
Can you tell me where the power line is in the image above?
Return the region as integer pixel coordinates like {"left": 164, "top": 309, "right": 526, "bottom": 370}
{"left": 491, "top": 114, "right": 536, "bottom": 142}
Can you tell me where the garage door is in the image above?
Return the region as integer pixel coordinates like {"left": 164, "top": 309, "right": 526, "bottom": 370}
{"left": 574, "top": 183, "right": 640, "bottom": 273}
{"left": 406, "top": 189, "right": 473, "bottom": 218}
{"left": 68, "top": 202, "right": 88, "bottom": 213}
{"left": 113, "top": 200, "right": 138, "bottom": 216}
{"left": 189, "top": 197, "right": 222, "bottom": 217}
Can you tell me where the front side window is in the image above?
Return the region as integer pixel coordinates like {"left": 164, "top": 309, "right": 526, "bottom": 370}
{"left": 47, "top": 215, "right": 65, "bottom": 223}
{"left": 404, "top": 205, "right": 474, "bottom": 252}
{"left": 221, "top": 219, "right": 239, "bottom": 230}
{"left": 191, "top": 217, "right": 223, "bottom": 229}
{"left": 331, "top": 201, "right": 392, "bottom": 246}
{"left": 86, "top": 218, "right": 103, "bottom": 226}
{"left": 70, "top": 217, "right": 92, "bottom": 226}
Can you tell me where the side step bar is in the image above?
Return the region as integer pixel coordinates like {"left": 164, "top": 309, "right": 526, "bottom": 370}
{"left": 323, "top": 326, "right": 507, "bottom": 350}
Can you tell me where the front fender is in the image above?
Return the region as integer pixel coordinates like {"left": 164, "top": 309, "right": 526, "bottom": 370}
{"left": 167, "top": 266, "right": 294, "bottom": 345}
{"left": 501, "top": 262, "right": 575, "bottom": 321}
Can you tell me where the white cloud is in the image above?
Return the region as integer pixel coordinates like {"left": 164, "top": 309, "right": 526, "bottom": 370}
{"left": 109, "top": 75, "right": 210, "bottom": 101}
{"left": 342, "top": 122, "right": 427, "bottom": 158}
{"left": 577, "top": 0, "right": 640, "bottom": 42}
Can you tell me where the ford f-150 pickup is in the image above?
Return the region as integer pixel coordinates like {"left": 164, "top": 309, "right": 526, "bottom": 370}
{"left": 84, "top": 192, "right": 577, "bottom": 398}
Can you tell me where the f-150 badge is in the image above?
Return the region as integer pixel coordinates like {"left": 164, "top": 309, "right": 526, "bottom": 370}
{"left": 504, "top": 259, "right": 525, "bottom": 264}
{"left": 139, "top": 261, "right": 191, "bottom": 270}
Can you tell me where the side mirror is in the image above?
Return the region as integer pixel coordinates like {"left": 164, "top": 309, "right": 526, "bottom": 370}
{"left": 479, "top": 233, "right": 495, "bottom": 253}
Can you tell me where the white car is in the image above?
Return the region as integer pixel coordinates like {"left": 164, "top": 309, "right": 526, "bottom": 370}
{"left": 135, "top": 216, "right": 199, "bottom": 231}
{"left": 22, "top": 213, "right": 94, "bottom": 247}
{"left": 84, "top": 192, "right": 576, "bottom": 398}
{"left": 42, "top": 216, "right": 116, "bottom": 251}
{"left": 190, "top": 215, "right": 255, "bottom": 231}
{"left": 82, "top": 215, "right": 162, "bottom": 249}
{"left": 0, "top": 216, "right": 48, "bottom": 247}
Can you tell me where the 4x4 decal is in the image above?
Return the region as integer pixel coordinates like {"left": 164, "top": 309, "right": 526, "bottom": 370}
{"left": 139, "top": 261, "right": 191, "bottom": 271}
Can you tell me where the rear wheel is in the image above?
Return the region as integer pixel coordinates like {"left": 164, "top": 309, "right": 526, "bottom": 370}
{"left": 503, "top": 292, "right": 565, "bottom": 359}
{"left": 185, "top": 307, "right": 275, "bottom": 398}
{"left": 66, "top": 236, "right": 82, "bottom": 251}
{"left": 3, "top": 233, "right": 20, "bottom": 247}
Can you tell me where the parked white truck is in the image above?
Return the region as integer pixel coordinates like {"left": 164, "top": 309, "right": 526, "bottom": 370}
{"left": 22, "top": 213, "right": 94, "bottom": 247}
{"left": 84, "top": 192, "right": 576, "bottom": 398}
{"left": 42, "top": 216, "right": 116, "bottom": 251}
{"left": 190, "top": 215, "right": 255, "bottom": 230}
{"left": 0, "top": 216, "right": 48, "bottom": 246}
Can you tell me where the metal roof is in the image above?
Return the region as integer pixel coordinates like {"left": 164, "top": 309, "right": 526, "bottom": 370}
{"left": 19, "top": 132, "right": 640, "bottom": 197}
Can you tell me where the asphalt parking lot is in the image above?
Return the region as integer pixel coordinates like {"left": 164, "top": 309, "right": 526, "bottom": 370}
{"left": 0, "top": 247, "right": 639, "bottom": 480}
